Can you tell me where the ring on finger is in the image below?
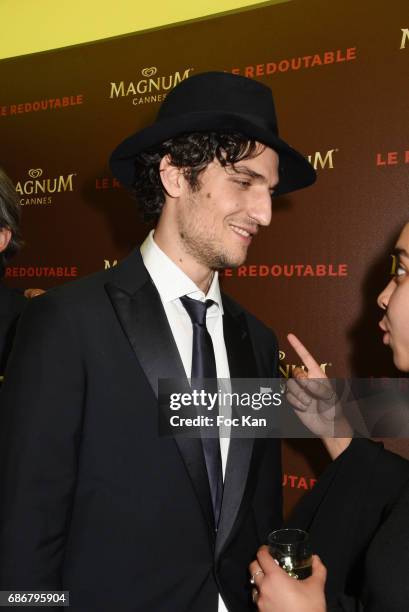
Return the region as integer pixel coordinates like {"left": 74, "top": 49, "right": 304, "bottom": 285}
{"left": 250, "top": 568, "right": 264, "bottom": 584}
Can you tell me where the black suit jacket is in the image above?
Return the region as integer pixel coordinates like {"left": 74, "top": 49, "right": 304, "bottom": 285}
{"left": 0, "top": 249, "right": 282, "bottom": 611}
{"left": 0, "top": 283, "right": 26, "bottom": 379}
{"left": 287, "top": 439, "right": 409, "bottom": 610}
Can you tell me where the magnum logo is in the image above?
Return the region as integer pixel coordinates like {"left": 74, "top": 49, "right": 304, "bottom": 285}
{"left": 109, "top": 66, "right": 193, "bottom": 105}
{"left": 307, "top": 149, "right": 338, "bottom": 170}
{"left": 401, "top": 28, "right": 409, "bottom": 49}
{"left": 104, "top": 260, "right": 118, "bottom": 269}
{"left": 279, "top": 350, "right": 332, "bottom": 379}
{"left": 16, "top": 168, "right": 76, "bottom": 206}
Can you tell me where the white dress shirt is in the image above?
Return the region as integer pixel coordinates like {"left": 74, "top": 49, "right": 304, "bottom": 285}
{"left": 141, "top": 230, "right": 230, "bottom": 612}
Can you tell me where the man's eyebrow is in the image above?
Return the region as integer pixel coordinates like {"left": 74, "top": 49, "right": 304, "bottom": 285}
{"left": 393, "top": 247, "right": 409, "bottom": 258}
{"left": 233, "top": 165, "right": 264, "bottom": 180}
{"left": 231, "top": 164, "right": 278, "bottom": 189}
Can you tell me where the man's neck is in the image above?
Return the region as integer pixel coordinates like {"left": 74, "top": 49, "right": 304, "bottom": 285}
{"left": 152, "top": 228, "right": 214, "bottom": 295}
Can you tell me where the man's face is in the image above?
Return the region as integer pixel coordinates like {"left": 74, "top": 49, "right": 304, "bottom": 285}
{"left": 378, "top": 222, "right": 409, "bottom": 371}
{"left": 175, "top": 144, "right": 279, "bottom": 269}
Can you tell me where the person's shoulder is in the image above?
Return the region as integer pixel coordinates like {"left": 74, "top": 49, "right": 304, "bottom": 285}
{"left": 45, "top": 267, "right": 114, "bottom": 303}
{"left": 347, "top": 439, "right": 409, "bottom": 508}
{"left": 343, "top": 438, "right": 409, "bottom": 474}
{"left": 354, "top": 438, "right": 409, "bottom": 467}
{"left": 0, "top": 283, "right": 27, "bottom": 311}
{"left": 15, "top": 248, "right": 144, "bottom": 329}
{"left": 36, "top": 248, "right": 143, "bottom": 308}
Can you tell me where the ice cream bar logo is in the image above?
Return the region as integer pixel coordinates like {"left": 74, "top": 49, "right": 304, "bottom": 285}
{"left": 401, "top": 28, "right": 409, "bottom": 49}
{"left": 307, "top": 149, "right": 338, "bottom": 170}
{"left": 109, "top": 66, "right": 194, "bottom": 106}
{"left": 16, "top": 168, "right": 76, "bottom": 206}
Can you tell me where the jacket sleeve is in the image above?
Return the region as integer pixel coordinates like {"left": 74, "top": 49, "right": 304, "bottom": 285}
{"left": 360, "top": 479, "right": 409, "bottom": 612}
{"left": 0, "top": 292, "right": 85, "bottom": 589}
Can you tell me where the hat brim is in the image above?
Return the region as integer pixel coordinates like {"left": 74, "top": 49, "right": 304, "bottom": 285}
{"left": 109, "top": 111, "right": 316, "bottom": 196}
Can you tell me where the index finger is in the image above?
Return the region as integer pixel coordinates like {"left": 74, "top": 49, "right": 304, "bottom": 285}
{"left": 287, "top": 333, "right": 323, "bottom": 377}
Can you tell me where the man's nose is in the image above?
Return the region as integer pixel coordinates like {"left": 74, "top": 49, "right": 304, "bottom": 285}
{"left": 377, "top": 279, "right": 395, "bottom": 310}
{"left": 247, "top": 190, "right": 272, "bottom": 227}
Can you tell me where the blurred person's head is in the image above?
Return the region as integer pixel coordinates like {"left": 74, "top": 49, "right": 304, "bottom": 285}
{"left": 378, "top": 222, "right": 409, "bottom": 371}
{"left": 0, "top": 167, "right": 23, "bottom": 279}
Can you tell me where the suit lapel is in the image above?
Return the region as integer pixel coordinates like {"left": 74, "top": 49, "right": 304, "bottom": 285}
{"left": 215, "top": 296, "right": 259, "bottom": 559}
{"left": 104, "top": 251, "right": 215, "bottom": 537}
{"left": 105, "top": 276, "right": 185, "bottom": 397}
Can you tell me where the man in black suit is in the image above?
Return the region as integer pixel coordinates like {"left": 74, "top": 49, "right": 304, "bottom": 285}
{"left": 0, "top": 167, "right": 26, "bottom": 380}
{"left": 0, "top": 72, "right": 316, "bottom": 611}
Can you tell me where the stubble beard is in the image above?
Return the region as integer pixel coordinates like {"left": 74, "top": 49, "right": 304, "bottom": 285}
{"left": 176, "top": 198, "right": 247, "bottom": 270}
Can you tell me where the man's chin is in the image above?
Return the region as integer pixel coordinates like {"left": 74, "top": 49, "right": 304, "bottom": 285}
{"left": 219, "top": 257, "right": 246, "bottom": 270}
{"left": 222, "top": 249, "right": 249, "bottom": 269}
{"left": 208, "top": 246, "right": 249, "bottom": 270}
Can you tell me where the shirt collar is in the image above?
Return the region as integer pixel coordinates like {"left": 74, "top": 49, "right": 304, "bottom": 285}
{"left": 140, "top": 230, "right": 223, "bottom": 312}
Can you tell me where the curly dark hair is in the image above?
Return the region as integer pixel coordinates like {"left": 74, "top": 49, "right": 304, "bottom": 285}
{"left": 0, "top": 167, "right": 23, "bottom": 278}
{"left": 132, "top": 131, "right": 262, "bottom": 222}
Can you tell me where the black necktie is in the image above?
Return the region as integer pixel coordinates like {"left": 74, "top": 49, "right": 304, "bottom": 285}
{"left": 180, "top": 295, "right": 223, "bottom": 528}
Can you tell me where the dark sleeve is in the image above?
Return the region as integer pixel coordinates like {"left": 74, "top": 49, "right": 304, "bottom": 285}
{"left": 328, "top": 596, "right": 363, "bottom": 611}
{"left": 330, "top": 479, "right": 409, "bottom": 611}
{"left": 360, "top": 481, "right": 409, "bottom": 612}
{"left": 287, "top": 439, "right": 409, "bottom": 607}
{"left": 0, "top": 293, "right": 85, "bottom": 589}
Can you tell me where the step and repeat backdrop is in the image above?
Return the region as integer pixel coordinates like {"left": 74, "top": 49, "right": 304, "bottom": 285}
{"left": 1, "top": 0, "right": 408, "bottom": 515}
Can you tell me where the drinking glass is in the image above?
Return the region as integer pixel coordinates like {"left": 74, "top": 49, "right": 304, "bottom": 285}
{"left": 267, "top": 528, "right": 312, "bottom": 580}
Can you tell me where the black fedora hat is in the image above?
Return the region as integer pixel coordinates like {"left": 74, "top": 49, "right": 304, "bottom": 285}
{"left": 110, "top": 71, "right": 316, "bottom": 196}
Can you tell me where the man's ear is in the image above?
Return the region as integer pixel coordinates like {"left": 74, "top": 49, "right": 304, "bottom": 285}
{"left": 0, "top": 228, "right": 11, "bottom": 254}
{"left": 159, "top": 155, "right": 184, "bottom": 198}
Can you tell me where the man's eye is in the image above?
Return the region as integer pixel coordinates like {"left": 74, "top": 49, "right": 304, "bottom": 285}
{"left": 235, "top": 180, "right": 251, "bottom": 188}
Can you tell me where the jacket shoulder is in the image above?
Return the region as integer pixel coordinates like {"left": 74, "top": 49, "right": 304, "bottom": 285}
{"left": 36, "top": 247, "right": 144, "bottom": 309}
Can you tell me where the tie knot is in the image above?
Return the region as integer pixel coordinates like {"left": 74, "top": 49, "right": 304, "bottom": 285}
{"left": 180, "top": 295, "right": 214, "bottom": 326}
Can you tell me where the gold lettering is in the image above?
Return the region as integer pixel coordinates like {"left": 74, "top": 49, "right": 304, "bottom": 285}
{"left": 174, "top": 68, "right": 192, "bottom": 85}
{"left": 136, "top": 80, "right": 147, "bottom": 94}
{"left": 110, "top": 81, "right": 125, "bottom": 98}
{"left": 308, "top": 149, "right": 336, "bottom": 170}
{"left": 104, "top": 260, "right": 118, "bottom": 269}
{"left": 24, "top": 180, "right": 34, "bottom": 195}
{"left": 401, "top": 28, "right": 409, "bottom": 49}
{"left": 58, "top": 174, "right": 75, "bottom": 192}
{"left": 35, "top": 180, "right": 46, "bottom": 194}
{"left": 149, "top": 77, "right": 161, "bottom": 92}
